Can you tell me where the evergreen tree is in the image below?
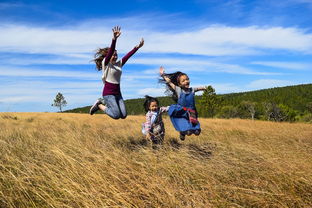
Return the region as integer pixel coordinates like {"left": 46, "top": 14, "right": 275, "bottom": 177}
{"left": 306, "top": 102, "right": 312, "bottom": 114}
{"left": 52, "top": 92, "right": 67, "bottom": 112}
{"left": 198, "top": 86, "right": 221, "bottom": 118}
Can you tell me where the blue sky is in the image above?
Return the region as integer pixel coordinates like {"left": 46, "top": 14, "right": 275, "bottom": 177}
{"left": 1, "top": 0, "right": 312, "bottom": 112}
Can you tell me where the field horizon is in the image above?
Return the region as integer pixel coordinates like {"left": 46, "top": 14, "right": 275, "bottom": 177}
{"left": 1, "top": 113, "right": 312, "bottom": 207}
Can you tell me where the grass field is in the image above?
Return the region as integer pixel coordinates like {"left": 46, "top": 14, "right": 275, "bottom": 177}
{"left": 0, "top": 113, "right": 312, "bottom": 207}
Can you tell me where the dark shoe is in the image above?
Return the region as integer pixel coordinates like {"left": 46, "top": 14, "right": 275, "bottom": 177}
{"left": 194, "top": 129, "right": 201, "bottom": 136}
{"left": 89, "top": 99, "right": 102, "bottom": 115}
{"left": 180, "top": 133, "right": 185, "bottom": 141}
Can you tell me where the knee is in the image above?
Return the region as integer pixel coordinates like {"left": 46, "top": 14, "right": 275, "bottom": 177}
{"left": 110, "top": 111, "right": 122, "bottom": 119}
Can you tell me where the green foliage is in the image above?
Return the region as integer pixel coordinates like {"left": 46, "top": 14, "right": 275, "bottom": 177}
{"left": 217, "top": 105, "right": 239, "bottom": 119}
{"left": 125, "top": 96, "right": 175, "bottom": 115}
{"left": 299, "top": 113, "right": 312, "bottom": 123}
{"left": 306, "top": 102, "right": 312, "bottom": 114}
{"left": 237, "top": 101, "right": 257, "bottom": 120}
{"left": 52, "top": 92, "right": 67, "bottom": 112}
{"left": 197, "top": 86, "right": 222, "bottom": 118}
{"left": 65, "top": 83, "right": 312, "bottom": 123}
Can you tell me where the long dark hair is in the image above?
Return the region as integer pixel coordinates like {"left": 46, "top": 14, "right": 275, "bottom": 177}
{"left": 93, "top": 47, "right": 110, "bottom": 71}
{"left": 143, "top": 95, "right": 159, "bottom": 112}
{"left": 159, "top": 71, "right": 187, "bottom": 102}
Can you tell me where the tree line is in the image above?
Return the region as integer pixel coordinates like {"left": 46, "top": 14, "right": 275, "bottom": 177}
{"left": 196, "top": 84, "right": 312, "bottom": 122}
{"left": 65, "top": 84, "right": 312, "bottom": 123}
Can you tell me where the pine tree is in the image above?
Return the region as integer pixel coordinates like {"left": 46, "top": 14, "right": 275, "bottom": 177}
{"left": 52, "top": 92, "right": 67, "bottom": 112}
{"left": 198, "top": 86, "right": 221, "bottom": 118}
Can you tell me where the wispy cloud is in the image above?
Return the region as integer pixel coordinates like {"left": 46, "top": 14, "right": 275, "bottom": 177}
{"left": 137, "top": 88, "right": 166, "bottom": 97}
{"left": 1, "top": 22, "right": 312, "bottom": 56}
{"left": 251, "top": 61, "right": 312, "bottom": 70}
{"left": 247, "top": 79, "right": 294, "bottom": 89}
{"left": 135, "top": 58, "right": 281, "bottom": 75}
{"left": 0, "top": 66, "right": 98, "bottom": 79}
{"left": 0, "top": 2, "right": 26, "bottom": 9}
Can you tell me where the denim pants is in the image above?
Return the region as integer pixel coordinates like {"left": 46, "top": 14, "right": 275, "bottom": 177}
{"left": 102, "top": 94, "right": 127, "bottom": 119}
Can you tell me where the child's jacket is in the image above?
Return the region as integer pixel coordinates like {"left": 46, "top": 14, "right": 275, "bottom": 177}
{"left": 142, "top": 106, "right": 169, "bottom": 136}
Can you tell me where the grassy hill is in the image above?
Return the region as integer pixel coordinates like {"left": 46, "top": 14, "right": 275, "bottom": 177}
{"left": 1, "top": 113, "right": 312, "bottom": 207}
{"left": 65, "top": 83, "right": 312, "bottom": 117}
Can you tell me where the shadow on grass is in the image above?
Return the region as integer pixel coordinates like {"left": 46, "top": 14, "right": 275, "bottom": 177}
{"left": 167, "top": 137, "right": 182, "bottom": 149}
{"left": 114, "top": 136, "right": 149, "bottom": 151}
{"left": 187, "top": 143, "right": 215, "bottom": 159}
{"left": 117, "top": 137, "right": 216, "bottom": 160}
{"left": 119, "top": 136, "right": 178, "bottom": 151}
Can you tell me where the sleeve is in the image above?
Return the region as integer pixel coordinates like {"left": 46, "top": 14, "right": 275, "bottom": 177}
{"left": 101, "top": 59, "right": 109, "bottom": 82}
{"left": 104, "top": 38, "right": 117, "bottom": 66}
{"left": 121, "top": 47, "right": 139, "bottom": 66}
{"left": 144, "top": 112, "right": 152, "bottom": 133}
{"left": 175, "top": 86, "right": 182, "bottom": 98}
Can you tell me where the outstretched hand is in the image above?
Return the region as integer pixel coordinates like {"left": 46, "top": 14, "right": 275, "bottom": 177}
{"left": 136, "top": 38, "right": 144, "bottom": 49}
{"left": 159, "top": 66, "right": 165, "bottom": 76}
{"left": 112, "top": 26, "right": 121, "bottom": 39}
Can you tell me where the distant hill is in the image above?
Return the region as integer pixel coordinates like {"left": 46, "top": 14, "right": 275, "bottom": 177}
{"left": 65, "top": 83, "right": 312, "bottom": 118}
{"left": 219, "top": 83, "right": 312, "bottom": 113}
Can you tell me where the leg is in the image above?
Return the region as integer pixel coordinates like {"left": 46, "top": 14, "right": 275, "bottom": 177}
{"left": 116, "top": 95, "right": 127, "bottom": 119}
{"left": 98, "top": 103, "right": 106, "bottom": 111}
{"left": 103, "top": 95, "right": 122, "bottom": 119}
{"left": 179, "top": 132, "right": 186, "bottom": 141}
{"left": 186, "top": 130, "right": 192, "bottom": 136}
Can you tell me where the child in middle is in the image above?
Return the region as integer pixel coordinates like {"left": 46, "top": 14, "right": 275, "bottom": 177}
{"left": 142, "top": 95, "right": 169, "bottom": 144}
{"left": 159, "top": 66, "right": 206, "bottom": 141}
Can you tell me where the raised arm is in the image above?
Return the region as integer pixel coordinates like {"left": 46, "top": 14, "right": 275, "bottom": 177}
{"left": 194, "top": 86, "right": 207, "bottom": 92}
{"left": 160, "top": 106, "right": 170, "bottom": 113}
{"left": 121, "top": 38, "right": 144, "bottom": 66}
{"left": 104, "top": 26, "right": 121, "bottom": 66}
{"left": 159, "top": 66, "right": 176, "bottom": 90}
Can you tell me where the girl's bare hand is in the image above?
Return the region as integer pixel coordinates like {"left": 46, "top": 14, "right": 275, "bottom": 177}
{"left": 146, "top": 133, "right": 151, "bottom": 140}
{"left": 159, "top": 66, "right": 165, "bottom": 75}
{"left": 136, "top": 38, "right": 144, "bottom": 49}
{"left": 112, "top": 26, "right": 121, "bottom": 39}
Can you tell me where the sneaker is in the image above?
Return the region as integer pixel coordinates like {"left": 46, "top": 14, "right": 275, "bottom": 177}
{"left": 89, "top": 99, "right": 102, "bottom": 115}
{"left": 180, "top": 133, "right": 185, "bottom": 141}
{"left": 194, "top": 129, "right": 201, "bottom": 136}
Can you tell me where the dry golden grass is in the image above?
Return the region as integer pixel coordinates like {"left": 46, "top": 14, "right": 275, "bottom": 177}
{"left": 0, "top": 112, "right": 311, "bottom": 208}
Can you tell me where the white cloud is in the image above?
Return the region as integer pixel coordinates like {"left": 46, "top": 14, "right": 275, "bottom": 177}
{"left": 0, "top": 54, "right": 92, "bottom": 65}
{"left": 0, "top": 96, "right": 38, "bottom": 103}
{"left": 209, "top": 83, "right": 243, "bottom": 94}
{"left": 247, "top": 79, "right": 294, "bottom": 89}
{"left": 251, "top": 61, "right": 312, "bottom": 70}
{"left": 136, "top": 58, "right": 280, "bottom": 75}
{"left": 0, "top": 66, "right": 98, "bottom": 79}
{"left": 1, "top": 22, "right": 312, "bottom": 56}
{"left": 137, "top": 88, "right": 166, "bottom": 97}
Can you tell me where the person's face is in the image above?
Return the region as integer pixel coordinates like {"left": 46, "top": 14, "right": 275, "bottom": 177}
{"left": 178, "top": 75, "right": 190, "bottom": 89}
{"left": 149, "top": 101, "right": 158, "bottom": 112}
{"left": 110, "top": 50, "right": 118, "bottom": 63}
